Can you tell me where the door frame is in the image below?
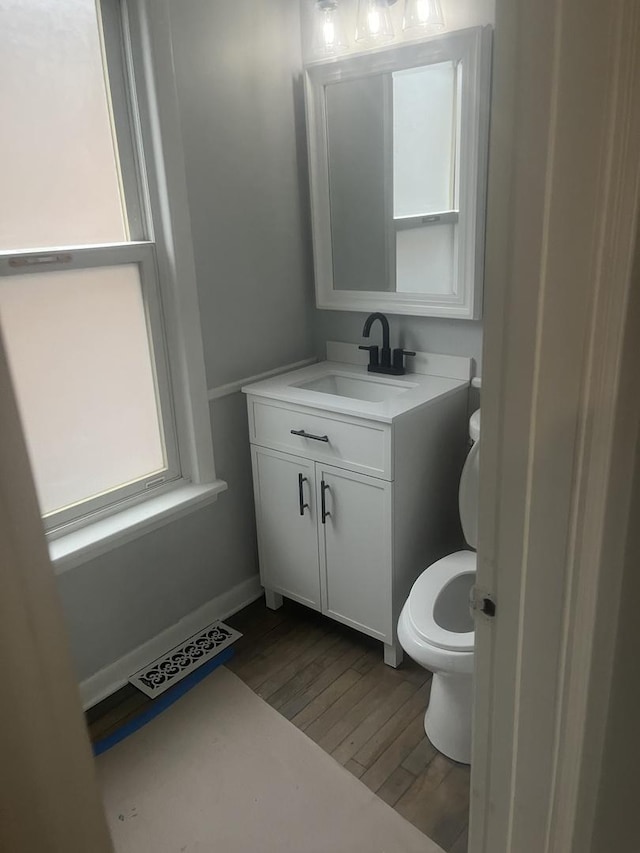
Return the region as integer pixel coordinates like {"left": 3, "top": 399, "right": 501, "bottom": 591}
{"left": 0, "top": 330, "right": 114, "bottom": 852}
{"left": 470, "top": 0, "right": 640, "bottom": 851}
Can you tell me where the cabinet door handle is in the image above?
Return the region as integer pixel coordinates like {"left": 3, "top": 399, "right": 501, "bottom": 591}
{"left": 291, "top": 428, "right": 329, "bottom": 443}
{"left": 298, "top": 473, "right": 309, "bottom": 516}
{"left": 321, "top": 480, "right": 331, "bottom": 524}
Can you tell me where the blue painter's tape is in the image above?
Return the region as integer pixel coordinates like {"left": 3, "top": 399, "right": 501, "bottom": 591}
{"left": 92, "top": 646, "right": 235, "bottom": 757}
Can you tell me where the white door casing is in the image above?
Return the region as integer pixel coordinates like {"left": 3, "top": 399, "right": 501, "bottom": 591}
{"left": 470, "top": 0, "right": 640, "bottom": 851}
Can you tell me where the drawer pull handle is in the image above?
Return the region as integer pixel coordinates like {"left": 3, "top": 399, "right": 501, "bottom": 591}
{"left": 321, "top": 480, "right": 331, "bottom": 524}
{"left": 291, "top": 428, "right": 329, "bottom": 443}
{"left": 298, "top": 473, "right": 309, "bottom": 516}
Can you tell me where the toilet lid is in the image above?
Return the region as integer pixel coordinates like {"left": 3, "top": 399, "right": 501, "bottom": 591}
{"left": 469, "top": 408, "right": 480, "bottom": 443}
{"left": 407, "top": 551, "right": 476, "bottom": 652}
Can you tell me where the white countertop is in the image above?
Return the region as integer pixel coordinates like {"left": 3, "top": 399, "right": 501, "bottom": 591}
{"left": 242, "top": 360, "right": 469, "bottom": 424}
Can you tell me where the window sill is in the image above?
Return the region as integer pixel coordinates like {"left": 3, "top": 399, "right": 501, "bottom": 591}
{"left": 49, "top": 480, "right": 228, "bottom": 575}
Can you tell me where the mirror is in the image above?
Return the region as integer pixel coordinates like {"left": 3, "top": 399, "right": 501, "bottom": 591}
{"left": 305, "top": 27, "right": 491, "bottom": 319}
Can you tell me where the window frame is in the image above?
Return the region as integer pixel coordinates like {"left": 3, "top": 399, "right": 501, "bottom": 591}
{"left": 0, "top": 242, "right": 182, "bottom": 532}
{"left": 0, "top": 0, "right": 221, "bottom": 542}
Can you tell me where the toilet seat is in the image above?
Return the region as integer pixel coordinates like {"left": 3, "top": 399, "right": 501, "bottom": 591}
{"left": 406, "top": 551, "right": 476, "bottom": 653}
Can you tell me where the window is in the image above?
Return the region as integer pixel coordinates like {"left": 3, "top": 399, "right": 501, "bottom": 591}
{"left": 0, "top": 0, "right": 211, "bottom": 538}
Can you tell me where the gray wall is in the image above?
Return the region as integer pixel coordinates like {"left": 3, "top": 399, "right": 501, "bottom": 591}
{"left": 314, "top": 310, "right": 484, "bottom": 375}
{"left": 57, "top": 0, "right": 315, "bottom": 683}
{"left": 171, "top": 0, "right": 315, "bottom": 387}
{"left": 59, "top": 395, "right": 258, "bottom": 681}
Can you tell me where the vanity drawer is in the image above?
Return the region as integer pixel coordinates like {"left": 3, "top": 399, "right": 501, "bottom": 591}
{"left": 248, "top": 398, "right": 392, "bottom": 480}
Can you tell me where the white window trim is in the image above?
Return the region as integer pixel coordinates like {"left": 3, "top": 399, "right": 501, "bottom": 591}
{"left": 122, "top": 0, "right": 217, "bottom": 484}
{"left": 1, "top": 242, "right": 185, "bottom": 533}
{"left": 50, "top": 481, "right": 227, "bottom": 574}
{"left": 44, "top": 0, "right": 226, "bottom": 565}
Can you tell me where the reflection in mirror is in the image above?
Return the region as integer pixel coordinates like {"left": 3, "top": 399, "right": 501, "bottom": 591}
{"left": 326, "top": 75, "right": 388, "bottom": 292}
{"left": 394, "top": 60, "right": 459, "bottom": 296}
{"left": 305, "top": 28, "right": 491, "bottom": 318}
{"left": 327, "top": 60, "right": 459, "bottom": 294}
{"left": 393, "top": 62, "right": 456, "bottom": 218}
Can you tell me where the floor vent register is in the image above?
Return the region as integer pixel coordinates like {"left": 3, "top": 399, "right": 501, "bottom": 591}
{"left": 129, "top": 621, "right": 242, "bottom": 698}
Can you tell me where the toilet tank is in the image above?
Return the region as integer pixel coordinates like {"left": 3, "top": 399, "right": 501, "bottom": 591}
{"left": 459, "top": 410, "right": 480, "bottom": 549}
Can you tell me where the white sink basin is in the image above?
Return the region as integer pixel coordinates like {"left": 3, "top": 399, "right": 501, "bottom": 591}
{"left": 242, "top": 355, "right": 470, "bottom": 424}
{"left": 296, "top": 372, "right": 415, "bottom": 403}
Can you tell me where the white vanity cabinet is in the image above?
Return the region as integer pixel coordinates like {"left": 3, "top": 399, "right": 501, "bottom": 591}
{"left": 316, "top": 462, "right": 392, "bottom": 643}
{"left": 251, "top": 447, "right": 321, "bottom": 610}
{"left": 252, "top": 444, "right": 393, "bottom": 644}
{"left": 244, "top": 359, "right": 470, "bottom": 667}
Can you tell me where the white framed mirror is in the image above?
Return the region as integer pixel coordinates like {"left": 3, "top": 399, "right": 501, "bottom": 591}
{"left": 304, "top": 26, "right": 492, "bottom": 319}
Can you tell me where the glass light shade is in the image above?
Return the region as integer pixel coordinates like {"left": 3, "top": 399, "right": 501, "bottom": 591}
{"left": 312, "top": 0, "right": 349, "bottom": 56}
{"left": 356, "top": 0, "right": 395, "bottom": 44}
{"left": 403, "top": 0, "right": 445, "bottom": 32}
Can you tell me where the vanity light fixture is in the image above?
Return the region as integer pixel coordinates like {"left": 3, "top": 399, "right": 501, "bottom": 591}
{"left": 312, "top": 0, "right": 350, "bottom": 56}
{"left": 355, "top": 0, "right": 396, "bottom": 45}
{"left": 402, "top": 0, "right": 445, "bottom": 33}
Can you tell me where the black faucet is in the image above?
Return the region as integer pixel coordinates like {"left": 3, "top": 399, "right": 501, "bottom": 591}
{"left": 359, "top": 313, "right": 415, "bottom": 376}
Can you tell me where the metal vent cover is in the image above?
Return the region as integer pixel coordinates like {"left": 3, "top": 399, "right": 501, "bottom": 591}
{"left": 129, "top": 621, "right": 242, "bottom": 698}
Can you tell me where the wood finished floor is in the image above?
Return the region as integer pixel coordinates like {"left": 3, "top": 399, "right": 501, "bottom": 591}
{"left": 87, "top": 597, "right": 469, "bottom": 852}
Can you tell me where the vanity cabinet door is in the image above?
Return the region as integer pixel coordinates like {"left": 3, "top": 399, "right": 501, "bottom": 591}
{"left": 251, "top": 447, "right": 320, "bottom": 610}
{"left": 316, "top": 463, "right": 393, "bottom": 642}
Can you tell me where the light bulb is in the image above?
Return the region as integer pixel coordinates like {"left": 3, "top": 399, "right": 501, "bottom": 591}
{"left": 323, "top": 19, "right": 336, "bottom": 44}
{"left": 368, "top": 8, "right": 382, "bottom": 34}
{"left": 403, "top": 0, "right": 445, "bottom": 32}
{"left": 312, "top": 0, "right": 349, "bottom": 56}
{"left": 356, "top": 0, "right": 395, "bottom": 44}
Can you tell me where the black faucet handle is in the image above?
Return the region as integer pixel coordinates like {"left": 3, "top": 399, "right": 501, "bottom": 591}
{"left": 392, "top": 348, "right": 416, "bottom": 373}
{"left": 359, "top": 344, "right": 379, "bottom": 367}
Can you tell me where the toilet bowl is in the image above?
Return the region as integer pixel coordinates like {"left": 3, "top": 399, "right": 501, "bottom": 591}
{"left": 397, "top": 409, "right": 480, "bottom": 765}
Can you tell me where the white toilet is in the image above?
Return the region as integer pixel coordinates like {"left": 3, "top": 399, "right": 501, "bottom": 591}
{"left": 397, "top": 409, "right": 480, "bottom": 765}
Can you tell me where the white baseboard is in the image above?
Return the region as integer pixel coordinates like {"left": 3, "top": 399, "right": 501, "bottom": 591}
{"left": 80, "top": 575, "right": 263, "bottom": 710}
